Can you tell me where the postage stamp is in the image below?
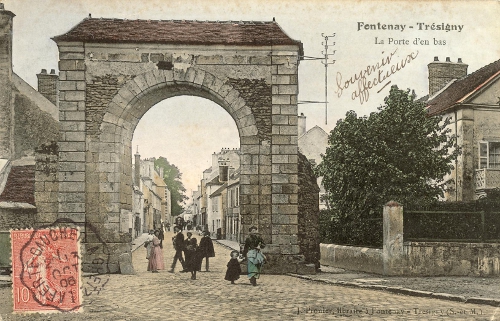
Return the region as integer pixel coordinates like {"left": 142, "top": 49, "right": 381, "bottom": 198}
{"left": 11, "top": 227, "right": 82, "bottom": 313}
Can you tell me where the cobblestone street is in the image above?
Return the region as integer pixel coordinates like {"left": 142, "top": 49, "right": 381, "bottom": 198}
{"left": 1, "top": 231, "right": 500, "bottom": 320}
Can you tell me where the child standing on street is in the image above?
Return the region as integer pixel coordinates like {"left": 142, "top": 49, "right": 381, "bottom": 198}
{"left": 224, "top": 250, "right": 243, "bottom": 284}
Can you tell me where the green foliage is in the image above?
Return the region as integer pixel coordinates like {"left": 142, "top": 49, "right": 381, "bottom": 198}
{"left": 154, "top": 157, "right": 188, "bottom": 216}
{"left": 316, "top": 86, "right": 459, "bottom": 246}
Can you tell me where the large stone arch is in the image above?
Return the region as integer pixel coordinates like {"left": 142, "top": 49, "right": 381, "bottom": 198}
{"left": 48, "top": 17, "right": 312, "bottom": 274}
{"left": 87, "top": 67, "right": 259, "bottom": 239}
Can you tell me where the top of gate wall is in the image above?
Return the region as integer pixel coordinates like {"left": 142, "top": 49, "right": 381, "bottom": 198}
{"left": 52, "top": 18, "right": 303, "bottom": 51}
{"left": 53, "top": 17, "right": 303, "bottom": 144}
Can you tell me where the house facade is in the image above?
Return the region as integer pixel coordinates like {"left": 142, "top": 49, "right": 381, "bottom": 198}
{"left": 426, "top": 57, "right": 500, "bottom": 201}
{"left": 297, "top": 113, "right": 328, "bottom": 209}
{"left": 132, "top": 151, "right": 170, "bottom": 236}
{"left": 199, "top": 148, "right": 240, "bottom": 238}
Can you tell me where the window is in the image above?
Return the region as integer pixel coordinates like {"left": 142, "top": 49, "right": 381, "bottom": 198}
{"left": 235, "top": 187, "right": 239, "bottom": 206}
{"left": 479, "top": 141, "right": 500, "bottom": 169}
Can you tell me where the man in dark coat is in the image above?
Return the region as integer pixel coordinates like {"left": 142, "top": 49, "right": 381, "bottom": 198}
{"left": 169, "top": 226, "right": 186, "bottom": 272}
{"left": 198, "top": 231, "right": 215, "bottom": 272}
{"left": 158, "top": 227, "right": 165, "bottom": 249}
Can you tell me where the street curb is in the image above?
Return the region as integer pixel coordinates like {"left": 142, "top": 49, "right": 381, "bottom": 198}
{"left": 131, "top": 241, "right": 146, "bottom": 253}
{"left": 287, "top": 274, "right": 500, "bottom": 307}
{"left": 466, "top": 297, "right": 500, "bottom": 307}
{"left": 215, "top": 240, "right": 239, "bottom": 251}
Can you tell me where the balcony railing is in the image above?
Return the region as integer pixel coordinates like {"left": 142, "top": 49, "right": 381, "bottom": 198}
{"left": 475, "top": 168, "right": 500, "bottom": 190}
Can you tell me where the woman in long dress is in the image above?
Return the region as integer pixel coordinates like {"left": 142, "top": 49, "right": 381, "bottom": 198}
{"left": 148, "top": 230, "right": 165, "bottom": 273}
{"left": 242, "top": 226, "right": 266, "bottom": 286}
{"left": 184, "top": 232, "right": 198, "bottom": 280}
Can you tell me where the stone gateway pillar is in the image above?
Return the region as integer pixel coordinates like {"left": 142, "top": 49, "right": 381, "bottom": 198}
{"left": 50, "top": 17, "right": 311, "bottom": 274}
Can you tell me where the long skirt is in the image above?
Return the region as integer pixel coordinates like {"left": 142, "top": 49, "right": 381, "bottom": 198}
{"left": 148, "top": 245, "right": 165, "bottom": 271}
{"left": 247, "top": 249, "right": 265, "bottom": 279}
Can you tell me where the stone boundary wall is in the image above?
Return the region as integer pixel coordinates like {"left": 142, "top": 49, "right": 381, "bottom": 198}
{"left": 320, "top": 244, "right": 384, "bottom": 274}
{"left": 320, "top": 202, "right": 500, "bottom": 276}
{"left": 403, "top": 242, "right": 500, "bottom": 276}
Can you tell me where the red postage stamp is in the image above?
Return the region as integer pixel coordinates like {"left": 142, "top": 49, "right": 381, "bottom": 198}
{"left": 11, "top": 228, "right": 82, "bottom": 313}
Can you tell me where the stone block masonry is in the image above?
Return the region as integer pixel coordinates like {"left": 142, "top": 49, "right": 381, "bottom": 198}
{"left": 52, "top": 33, "right": 305, "bottom": 273}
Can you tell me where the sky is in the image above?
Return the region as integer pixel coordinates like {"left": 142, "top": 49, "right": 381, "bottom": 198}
{"left": 4, "top": 0, "right": 500, "bottom": 198}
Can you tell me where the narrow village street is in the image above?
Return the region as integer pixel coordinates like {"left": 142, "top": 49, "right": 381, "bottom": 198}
{"left": 0, "top": 230, "right": 499, "bottom": 320}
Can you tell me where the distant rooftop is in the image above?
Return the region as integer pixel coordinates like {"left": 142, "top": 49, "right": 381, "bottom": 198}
{"left": 52, "top": 18, "right": 303, "bottom": 52}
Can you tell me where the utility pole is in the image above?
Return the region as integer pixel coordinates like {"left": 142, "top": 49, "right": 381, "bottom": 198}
{"left": 321, "top": 33, "right": 336, "bottom": 125}
{"left": 298, "top": 33, "right": 336, "bottom": 125}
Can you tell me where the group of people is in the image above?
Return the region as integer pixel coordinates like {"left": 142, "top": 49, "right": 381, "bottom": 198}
{"left": 170, "top": 227, "right": 216, "bottom": 280}
{"left": 144, "top": 225, "right": 266, "bottom": 286}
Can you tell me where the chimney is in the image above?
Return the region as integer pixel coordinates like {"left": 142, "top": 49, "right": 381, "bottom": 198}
{"left": 37, "top": 68, "right": 59, "bottom": 107}
{"left": 218, "top": 158, "right": 229, "bottom": 182}
{"left": 212, "top": 152, "right": 218, "bottom": 169}
{"left": 428, "top": 57, "right": 468, "bottom": 96}
{"left": 0, "top": 4, "right": 14, "bottom": 158}
{"left": 298, "top": 113, "right": 306, "bottom": 137}
{"left": 134, "top": 146, "right": 141, "bottom": 187}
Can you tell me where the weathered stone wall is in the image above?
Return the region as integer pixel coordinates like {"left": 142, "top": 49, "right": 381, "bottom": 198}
{"left": 227, "top": 78, "right": 271, "bottom": 142}
{"left": 13, "top": 93, "right": 59, "bottom": 159}
{"left": 404, "top": 242, "right": 500, "bottom": 276}
{"left": 297, "top": 152, "right": 320, "bottom": 269}
{"left": 321, "top": 203, "right": 500, "bottom": 276}
{"left": 86, "top": 74, "right": 133, "bottom": 136}
{"left": 0, "top": 9, "right": 13, "bottom": 159}
{"left": 0, "top": 208, "right": 37, "bottom": 230}
{"left": 34, "top": 141, "right": 59, "bottom": 226}
{"left": 320, "top": 244, "right": 384, "bottom": 274}
{"left": 55, "top": 40, "right": 304, "bottom": 273}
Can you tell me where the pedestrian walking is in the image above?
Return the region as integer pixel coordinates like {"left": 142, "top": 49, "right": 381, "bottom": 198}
{"left": 145, "top": 229, "right": 154, "bottom": 260}
{"left": 166, "top": 222, "right": 171, "bottom": 232}
{"left": 198, "top": 231, "right": 215, "bottom": 272}
{"left": 224, "top": 250, "right": 243, "bottom": 284}
{"left": 184, "top": 232, "right": 198, "bottom": 280}
{"left": 242, "top": 226, "right": 266, "bottom": 286}
{"left": 158, "top": 227, "right": 164, "bottom": 249}
{"left": 147, "top": 230, "right": 165, "bottom": 273}
{"left": 169, "top": 226, "right": 186, "bottom": 272}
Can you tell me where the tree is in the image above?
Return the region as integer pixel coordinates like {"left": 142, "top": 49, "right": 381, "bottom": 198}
{"left": 154, "top": 157, "right": 188, "bottom": 217}
{"left": 315, "top": 86, "right": 459, "bottom": 245}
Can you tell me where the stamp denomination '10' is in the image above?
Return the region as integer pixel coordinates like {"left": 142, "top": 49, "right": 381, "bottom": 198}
{"left": 11, "top": 228, "right": 81, "bottom": 313}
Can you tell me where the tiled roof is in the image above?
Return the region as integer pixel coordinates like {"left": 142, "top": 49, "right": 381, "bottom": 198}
{"left": 0, "top": 165, "right": 35, "bottom": 205}
{"left": 210, "top": 183, "right": 228, "bottom": 198}
{"left": 427, "top": 58, "right": 500, "bottom": 116}
{"left": 52, "top": 18, "right": 303, "bottom": 49}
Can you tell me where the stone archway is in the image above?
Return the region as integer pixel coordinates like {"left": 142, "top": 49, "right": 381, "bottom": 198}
{"left": 47, "top": 17, "right": 310, "bottom": 274}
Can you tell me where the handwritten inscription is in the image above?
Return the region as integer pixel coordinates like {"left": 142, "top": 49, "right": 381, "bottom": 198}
{"left": 335, "top": 49, "right": 419, "bottom": 105}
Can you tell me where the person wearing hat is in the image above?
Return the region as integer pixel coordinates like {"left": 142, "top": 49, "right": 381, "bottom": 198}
{"left": 198, "top": 231, "right": 215, "bottom": 272}
{"left": 242, "top": 226, "right": 266, "bottom": 286}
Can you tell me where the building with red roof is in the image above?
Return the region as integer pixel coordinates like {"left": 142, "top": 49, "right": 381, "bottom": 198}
{"left": 425, "top": 57, "right": 500, "bottom": 201}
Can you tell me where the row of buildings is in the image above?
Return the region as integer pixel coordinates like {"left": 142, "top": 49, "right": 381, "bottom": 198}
{"left": 184, "top": 116, "right": 328, "bottom": 242}
{"left": 131, "top": 150, "right": 171, "bottom": 238}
